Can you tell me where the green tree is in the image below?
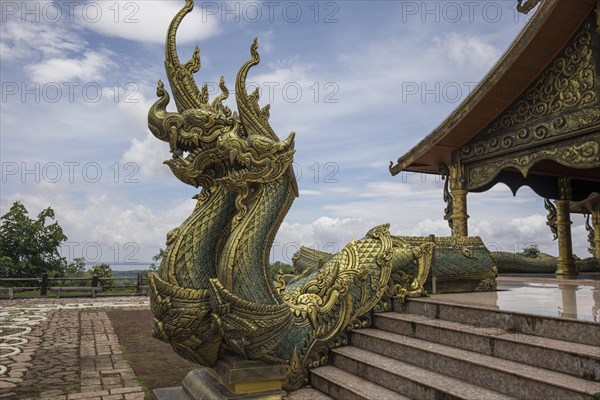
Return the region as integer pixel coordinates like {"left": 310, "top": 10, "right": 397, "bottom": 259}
{"left": 0, "top": 201, "right": 68, "bottom": 278}
{"left": 269, "top": 261, "right": 295, "bottom": 278}
{"left": 63, "top": 257, "right": 86, "bottom": 277}
{"left": 521, "top": 244, "right": 540, "bottom": 258}
{"left": 149, "top": 248, "right": 165, "bottom": 272}
{"left": 90, "top": 263, "right": 114, "bottom": 290}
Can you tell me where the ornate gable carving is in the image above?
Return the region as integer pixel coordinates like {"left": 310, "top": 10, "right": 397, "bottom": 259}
{"left": 461, "top": 20, "right": 599, "bottom": 163}
{"left": 466, "top": 133, "right": 600, "bottom": 190}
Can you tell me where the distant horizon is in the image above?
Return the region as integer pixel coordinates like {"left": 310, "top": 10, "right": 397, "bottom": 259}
{"left": 84, "top": 261, "right": 153, "bottom": 266}
{"left": 83, "top": 262, "right": 153, "bottom": 272}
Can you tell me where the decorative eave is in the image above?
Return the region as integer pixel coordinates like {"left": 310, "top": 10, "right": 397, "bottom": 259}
{"left": 389, "top": 0, "right": 598, "bottom": 176}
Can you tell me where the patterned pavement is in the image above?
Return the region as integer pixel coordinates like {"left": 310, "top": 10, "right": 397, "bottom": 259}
{"left": 0, "top": 297, "right": 328, "bottom": 400}
{"left": 0, "top": 297, "right": 149, "bottom": 400}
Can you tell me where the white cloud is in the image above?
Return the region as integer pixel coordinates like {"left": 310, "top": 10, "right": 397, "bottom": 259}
{"left": 274, "top": 182, "right": 594, "bottom": 264}
{"left": 329, "top": 186, "right": 356, "bottom": 194}
{"left": 26, "top": 50, "right": 116, "bottom": 83}
{"left": 1, "top": 189, "right": 196, "bottom": 264}
{"left": 274, "top": 207, "right": 592, "bottom": 264}
{"left": 237, "top": 60, "right": 342, "bottom": 134}
{"left": 410, "top": 219, "right": 450, "bottom": 237}
{"left": 121, "top": 134, "right": 172, "bottom": 180}
{"left": 118, "top": 85, "right": 174, "bottom": 180}
{"left": 75, "top": 1, "right": 221, "bottom": 44}
{"left": 299, "top": 189, "right": 322, "bottom": 196}
{"left": 0, "top": 19, "right": 87, "bottom": 61}
{"left": 114, "top": 87, "right": 155, "bottom": 130}
{"left": 436, "top": 32, "right": 501, "bottom": 71}
{"left": 360, "top": 180, "right": 437, "bottom": 198}
{"left": 507, "top": 214, "right": 547, "bottom": 237}
{"left": 274, "top": 216, "right": 371, "bottom": 262}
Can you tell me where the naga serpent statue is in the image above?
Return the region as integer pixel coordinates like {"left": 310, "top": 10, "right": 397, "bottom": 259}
{"left": 148, "top": 0, "right": 433, "bottom": 389}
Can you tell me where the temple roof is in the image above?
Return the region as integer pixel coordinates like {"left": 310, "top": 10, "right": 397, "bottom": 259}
{"left": 389, "top": 0, "right": 598, "bottom": 176}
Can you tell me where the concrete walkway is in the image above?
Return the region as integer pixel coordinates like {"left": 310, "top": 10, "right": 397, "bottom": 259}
{"left": 0, "top": 297, "right": 149, "bottom": 400}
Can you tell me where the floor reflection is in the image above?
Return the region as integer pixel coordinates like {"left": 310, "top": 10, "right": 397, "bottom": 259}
{"left": 593, "top": 286, "right": 600, "bottom": 322}
{"left": 429, "top": 274, "right": 600, "bottom": 322}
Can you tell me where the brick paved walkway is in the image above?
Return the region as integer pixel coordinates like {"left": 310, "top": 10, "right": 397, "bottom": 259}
{"left": 0, "top": 297, "right": 149, "bottom": 400}
{"left": 0, "top": 297, "right": 335, "bottom": 400}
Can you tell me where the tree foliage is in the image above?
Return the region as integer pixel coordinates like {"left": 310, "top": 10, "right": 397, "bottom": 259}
{"left": 149, "top": 248, "right": 165, "bottom": 272}
{"left": 269, "top": 261, "right": 295, "bottom": 278}
{"left": 0, "top": 201, "right": 68, "bottom": 278}
{"left": 90, "top": 263, "right": 114, "bottom": 289}
{"left": 521, "top": 244, "right": 540, "bottom": 258}
{"left": 62, "top": 257, "right": 86, "bottom": 278}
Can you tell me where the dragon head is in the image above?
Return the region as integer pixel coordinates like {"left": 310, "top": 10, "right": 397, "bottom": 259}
{"left": 147, "top": 0, "right": 297, "bottom": 195}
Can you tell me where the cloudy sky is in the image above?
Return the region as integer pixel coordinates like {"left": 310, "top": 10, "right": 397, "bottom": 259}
{"left": 1, "top": 0, "right": 592, "bottom": 269}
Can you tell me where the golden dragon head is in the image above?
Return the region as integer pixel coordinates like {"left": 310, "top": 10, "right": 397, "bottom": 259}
{"left": 147, "top": 0, "right": 297, "bottom": 195}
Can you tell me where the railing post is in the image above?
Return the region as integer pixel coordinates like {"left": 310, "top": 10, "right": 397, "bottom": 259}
{"left": 41, "top": 273, "right": 48, "bottom": 296}
{"left": 91, "top": 274, "right": 99, "bottom": 288}
{"left": 136, "top": 273, "right": 142, "bottom": 294}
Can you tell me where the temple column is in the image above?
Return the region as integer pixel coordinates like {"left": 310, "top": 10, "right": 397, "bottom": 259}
{"left": 451, "top": 189, "right": 469, "bottom": 237}
{"left": 592, "top": 202, "right": 600, "bottom": 264}
{"left": 555, "top": 177, "right": 577, "bottom": 276}
{"left": 441, "top": 159, "right": 470, "bottom": 237}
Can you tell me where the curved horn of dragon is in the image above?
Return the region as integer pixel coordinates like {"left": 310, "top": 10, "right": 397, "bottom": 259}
{"left": 148, "top": 0, "right": 435, "bottom": 390}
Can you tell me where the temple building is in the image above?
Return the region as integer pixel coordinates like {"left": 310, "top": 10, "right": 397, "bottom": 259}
{"left": 390, "top": 0, "right": 600, "bottom": 275}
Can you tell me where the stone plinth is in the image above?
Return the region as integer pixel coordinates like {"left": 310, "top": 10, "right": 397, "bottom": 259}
{"left": 154, "top": 353, "right": 287, "bottom": 400}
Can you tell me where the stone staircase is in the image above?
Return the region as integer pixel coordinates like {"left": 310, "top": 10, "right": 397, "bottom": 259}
{"left": 309, "top": 297, "right": 600, "bottom": 399}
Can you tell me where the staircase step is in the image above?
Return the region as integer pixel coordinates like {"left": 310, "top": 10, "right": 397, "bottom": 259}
{"left": 373, "top": 311, "right": 600, "bottom": 380}
{"left": 310, "top": 365, "right": 410, "bottom": 400}
{"left": 286, "top": 387, "right": 335, "bottom": 400}
{"left": 351, "top": 328, "right": 600, "bottom": 399}
{"left": 331, "top": 346, "right": 516, "bottom": 400}
{"left": 395, "top": 297, "right": 600, "bottom": 346}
